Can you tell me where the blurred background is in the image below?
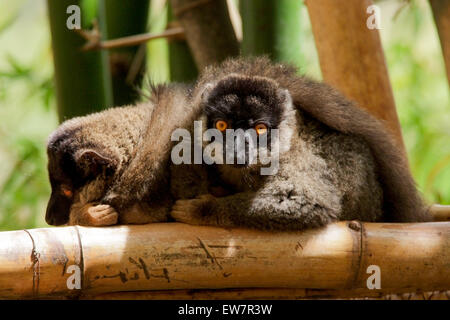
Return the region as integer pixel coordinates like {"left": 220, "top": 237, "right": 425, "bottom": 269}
{"left": 0, "top": 0, "right": 448, "bottom": 230}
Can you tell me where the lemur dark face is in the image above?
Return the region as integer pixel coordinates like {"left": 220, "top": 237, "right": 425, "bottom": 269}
{"left": 202, "top": 75, "right": 291, "bottom": 168}
{"left": 46, "top": 150, "right": 77, "bottom": 226}
{"left": 46, "top": 131, "right": 113, "bottom": 226}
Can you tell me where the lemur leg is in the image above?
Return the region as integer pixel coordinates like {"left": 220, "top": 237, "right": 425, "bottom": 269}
{"left": 69, "top": 203, "right": 118, "bottom": 226}
{"left": 171, "top": 188, "right": 341, "bottom": 230}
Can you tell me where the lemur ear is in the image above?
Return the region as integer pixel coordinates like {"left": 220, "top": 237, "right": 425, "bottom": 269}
{"left": 278, "top": 89, "right": 292, "bottom": 105}
{"left": 201, "top": 82, "right": 215, "bottom": 105}
{"left": 74, "top": 149, "right": 115, "bottom": 177}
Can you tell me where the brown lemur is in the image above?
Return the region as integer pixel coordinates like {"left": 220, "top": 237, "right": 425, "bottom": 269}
{"left": 47, "top": 57, "right": 430, "bottom": 229}
{"left": 45, "top": 83, "right": 195, "bottom": 226}
{"left": 169, "top": 57, "right": 431, "bottom": 230}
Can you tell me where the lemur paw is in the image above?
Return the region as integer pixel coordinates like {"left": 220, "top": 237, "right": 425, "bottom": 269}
{"left": 102, "top": 191, "right": 127, "bottom": 208}
{"left": 170, "top": 194, "right": 216, "bottom": 225}
{"left": 86, "top": 204, "right": 119, "bottom": 226}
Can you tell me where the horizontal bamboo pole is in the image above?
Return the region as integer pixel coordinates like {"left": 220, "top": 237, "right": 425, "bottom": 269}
{"left": 430, "top": 204, "right": 450, "bottom": 221}
{"left": 81, "top": 288, "right": 450, "bottom": 300}
{"left": 0, "top": 222, "right": 448, "bottom": 299}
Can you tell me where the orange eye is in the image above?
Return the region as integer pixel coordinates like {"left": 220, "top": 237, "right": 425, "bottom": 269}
{"left": 255, "top": 123, "right": 268, "bottom": 135}
{"left": 215, "top": 120, "right": 228, "bottom": 132}
{"left": 61, "top": 187, "right": 73, "bottom": 198}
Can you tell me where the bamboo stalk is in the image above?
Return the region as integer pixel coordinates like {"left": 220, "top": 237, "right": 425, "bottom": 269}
{"left": 168, "top": 5, "right": 198, "bottom": 82}
{"left": 99, "top": 0, "right": 150, "bottom": 106}
{"left": 0, "top": 222, "right": 448, "bottom": 299}
{"left": 429, "top": 0, "right": 450, "bottom": 86}
{"left": 47, "top": 0, "right": 113, "bottom": 121}
{"left": 82, "top": 288, "right": 450, "bottom": 300}
{"left": 305, "top": 0, "right": 406, "bottom": 150}
{"left": 240, "top": 0, "right": 302, "bottom": 64}
{"left": 430, "top": 204, "right": 450, "bottom": 221}
{"left": 170, "top": 0, "right": 239, "bottom": 69}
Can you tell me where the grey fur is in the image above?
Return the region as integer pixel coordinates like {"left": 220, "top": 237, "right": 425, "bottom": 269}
{"left": 169, "top": 57, "right": 430, "bottom": 230}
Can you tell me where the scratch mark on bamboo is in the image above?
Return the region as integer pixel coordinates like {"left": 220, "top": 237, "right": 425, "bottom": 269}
{"left": 74, "top": 226, "right": 85, "bottom": 292}
{"left": 295, "top": 241, "right": 303, "bottom": 251}
{"left": 347, "top": 221, "right": 364, "bottom": 289}
{"left": 23, "top": 229, "right": 40, "bottom": 296}
{"left": 129, "top": 257, "right": 150, "bottom": 280}
{"left": 197, "top": 237, "right": 223, "bottom": 270}
{"left": 94, "top": 258, "right": 173, "bottom": 285}
{"left": 163, "top": 268, "right": 171, "bottom": 283}
{"left": 99, "top": 272, "right": 128, "bottom": 283}
{"left": 197, "top": 237, "right": 233, "bottom": 278}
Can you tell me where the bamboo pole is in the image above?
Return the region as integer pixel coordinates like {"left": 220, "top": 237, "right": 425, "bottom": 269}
{"left": 47, "top": 0, "right": 113, "bottom": 121}
{"left": 430, "top": 204, "right": 450, "bottom": 221}
{"left": 167, "top": 5, "right": 198, "bottom": 82}
{"left": 100, "top": 0, "right": 150, "bottom": 106}
{"left": 0, "top": 222, "right": 448, "bottom": 299}
{"left": 82, "top": 288, "right": 450, "bottom": 300}
{"left": 240, "top": 0, "right": 302, "bottom": 64}
{"left": 170, "top": 0, "right": 239, "bottom": 70}
{"left": 429, "top": 0, "right": 450, "bottom": 86}
{"left": 305, "top": 0, "right": 406, "bottom": 150}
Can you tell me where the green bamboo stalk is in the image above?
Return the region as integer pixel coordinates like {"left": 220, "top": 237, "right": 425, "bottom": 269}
{"left": 240, "top": 0, "right": 302, "bottom": 64}
{"left": 47, "top": 0, "right": 113, "bottom": 122}
{"left": 167, "top": 4, "right": 198, "bottom": 83}
{"left": 100, "top": 0, "right": 150, "bottom": 106}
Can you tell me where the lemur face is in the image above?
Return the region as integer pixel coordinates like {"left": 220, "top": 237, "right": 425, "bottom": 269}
{"left": 46, "top": 148, "right": 79, "bottom": 226}
{"left": 46, "top": 131, "right": 113, "bottom": 226}
{"left": 202, "top": 75, "right": 292, "bottom": 168}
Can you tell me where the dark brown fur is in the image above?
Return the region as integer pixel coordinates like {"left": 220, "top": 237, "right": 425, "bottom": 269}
{"left": 188, "top": 57, "right": 430, "bottom": 223}
{"left": 47, "top": 57, "right": 430, "bottom": 227}
{"left": 101, "top": 83, "right": 201, "bottom": 210}
{"left": 46, "top": 94, "right": 175, "bottom": 226}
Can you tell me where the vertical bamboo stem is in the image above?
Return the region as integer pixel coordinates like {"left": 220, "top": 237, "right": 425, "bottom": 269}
{"left": 170, "top": 0, "right": 239, "bottom": 70}
{"left": 429, "top": 0, "right": 450, "bottom": 86}
{"left": 47, "top": 0, "right": 113, "bottom": 121}
{"left": 240, "top": 0, "right": 302, "bottom": 64}
{"left": 100, "top": 0, "right": 150, "bottom": 106}
{"left": 167, "top": 4, "right": 198, "bottom": 82}
{"left": 306, "top": 0, "right": 406, "bottom": 150}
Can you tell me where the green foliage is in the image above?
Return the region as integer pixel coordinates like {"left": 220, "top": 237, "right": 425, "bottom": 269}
{"left": 0, "top": 1, "right": 57, "bottom": 230}
{"left": 383, "top": 0, "right": 450, "bottom": 204}
{"left": 47, "top": 0, "right": 114, "bottom": 121}
{"left": 0, "top": 137, "right": 50, "bottom": 230}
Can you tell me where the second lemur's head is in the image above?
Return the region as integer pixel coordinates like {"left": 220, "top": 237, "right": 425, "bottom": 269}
{"left": 199, "top": 74, "right": 295, "bottom": 174}
{"left": 45, "top": 122, "right": 117, "bottom": 226}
